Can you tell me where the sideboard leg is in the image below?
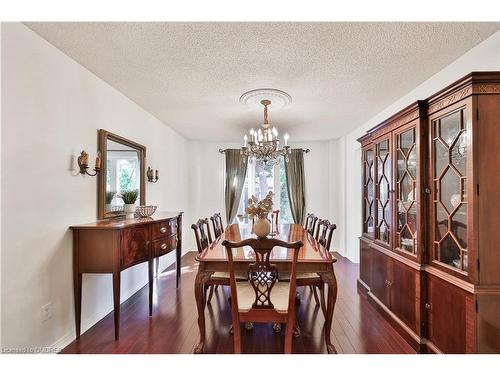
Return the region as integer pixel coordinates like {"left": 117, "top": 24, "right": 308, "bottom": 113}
{"left": 176, "top": 214, "right": 182, "bottom": 288}
{"left": 176, "top": 242, "right": 182, "bottom": 288}
{"left": 149, "top": 259, "right": 154, "bottom": 316}
{"left": 112, "top": 271, "right": 121, "bottom": 340}
{"left": 74, "top": 272, "right": 82, "bottom": 340}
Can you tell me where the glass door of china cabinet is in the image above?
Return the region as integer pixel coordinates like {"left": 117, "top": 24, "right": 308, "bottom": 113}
{"left": 375, "top": 136, "right": 392, "bottom": 247}
{"left": 429, "top": 102, "right": 470, "bottom": 276}
{"left": 362, "top": 146, "right": 375, "bottom": 237}
{"left": 394, "top": 125, "right": 418, "bottom": 257}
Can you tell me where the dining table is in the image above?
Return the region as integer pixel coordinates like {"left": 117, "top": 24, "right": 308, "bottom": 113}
{"left": 193, "top": 223, "right": 338, "bottom": 354}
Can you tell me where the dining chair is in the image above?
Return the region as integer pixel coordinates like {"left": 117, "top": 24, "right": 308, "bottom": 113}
{"left": 210, "top": 212, "right": 224, "bottom": 238}
{"left": 314, "top": 219, "right": 336, "bottom": 251}
{"left": 222, "top": 237, "right": 303, "bottom": 354}
{"left": 191, "top": 218, "right": 224, "bottom": 304}
{"left": 304, "top": 213, "right": 318, "bottom": 236}
{"left": 298, "top": 219, "right": 337, "bottom": 315}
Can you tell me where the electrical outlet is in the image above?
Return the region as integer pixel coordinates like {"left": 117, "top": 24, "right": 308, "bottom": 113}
{"left": 41, "top": 303, "right": 52, "bottom": 322}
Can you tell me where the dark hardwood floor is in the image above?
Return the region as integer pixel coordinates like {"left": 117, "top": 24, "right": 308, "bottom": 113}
{"left": 61, "top": 251, "right": 415, "bottom": 354}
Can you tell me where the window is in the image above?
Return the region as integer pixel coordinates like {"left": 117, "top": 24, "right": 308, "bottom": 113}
{"left": 235, "top": 158, "right": 293, "bottom": 227}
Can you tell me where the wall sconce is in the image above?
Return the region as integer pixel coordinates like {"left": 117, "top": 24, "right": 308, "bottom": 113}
{"left": 147, "top": 166, "right": 159, "bottom": 183}
{"left": 77, "top": 150, "right": 101, "bottom": 176}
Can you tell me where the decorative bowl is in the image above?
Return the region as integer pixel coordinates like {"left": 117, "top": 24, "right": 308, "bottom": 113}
{"left": 136, "top": 205, "right": 157, "bottom": 217}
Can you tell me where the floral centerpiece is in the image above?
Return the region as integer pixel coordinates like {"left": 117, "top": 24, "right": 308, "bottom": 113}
{"left": 245, "top": 191, "right": 274, "bottom": 237}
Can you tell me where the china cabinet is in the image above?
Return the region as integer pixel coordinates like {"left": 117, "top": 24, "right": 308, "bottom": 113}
{"left": 357, "top": 72, "right": 500, "bottom": 353}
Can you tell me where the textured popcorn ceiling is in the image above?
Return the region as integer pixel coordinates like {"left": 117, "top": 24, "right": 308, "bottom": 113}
{"left": 25, "top": 22, "right": 500, "bottom": 141}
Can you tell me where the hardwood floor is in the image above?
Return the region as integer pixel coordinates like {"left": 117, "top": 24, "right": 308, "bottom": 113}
{"left": 61, "top": 251, "right": 415, "bottom": 354}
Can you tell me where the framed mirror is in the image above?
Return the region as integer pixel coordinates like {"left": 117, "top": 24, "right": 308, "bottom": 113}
{"left": 97, "top": 129, "right": 146, "bottom": 219}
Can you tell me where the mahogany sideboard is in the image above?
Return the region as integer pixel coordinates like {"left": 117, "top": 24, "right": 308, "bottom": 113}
{"left": 357, "top": 72, "right": 500, "bottom": 353}
{"left": 70, "top": 211, "right": 183, "bottom": 340}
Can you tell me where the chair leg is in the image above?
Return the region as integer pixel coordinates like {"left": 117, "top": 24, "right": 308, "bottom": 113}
{"left": 311, "top": 285, "right": 320, "bottom": 306}
{"left": 284, "top": 320, "right": 295, "bottom": 354}
{"left": 207, "top": 285, "right": 215, "bottom": 304}
{"left": 233, "top": 323, "right": 241, "bottom": 354}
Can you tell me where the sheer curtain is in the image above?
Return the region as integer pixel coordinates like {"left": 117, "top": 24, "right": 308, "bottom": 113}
{"left": 284, "top": 149, "right": 306, "bottom": 225}
{"left": 224, "top": 149, "right": 249, "bottom": 224}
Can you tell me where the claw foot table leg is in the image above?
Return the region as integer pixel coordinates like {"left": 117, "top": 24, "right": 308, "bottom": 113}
{"left": 193, "top": 265, "right": 212, "bottom": 354}
{"left": 320, "top": 267, "right": 338, "bottom": 354}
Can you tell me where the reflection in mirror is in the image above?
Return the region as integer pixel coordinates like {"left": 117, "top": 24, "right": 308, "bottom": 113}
{"left": 105, "top": 139, "right": 141, "bottom": 214}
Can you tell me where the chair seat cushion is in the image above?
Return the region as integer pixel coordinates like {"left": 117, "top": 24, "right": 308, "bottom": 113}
{"left": 280, "top": 272, "right": 320, "bottom": 281}
{"left": 211, "top": 272, "right": 247, "bottom": 280}
{"left": 235, "top": 281, "right": 290, "bottom": 313}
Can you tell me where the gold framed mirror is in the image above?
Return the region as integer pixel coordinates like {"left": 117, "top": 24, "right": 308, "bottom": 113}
{"left": 97, "top": 129, "right": 146, "bottom": 219}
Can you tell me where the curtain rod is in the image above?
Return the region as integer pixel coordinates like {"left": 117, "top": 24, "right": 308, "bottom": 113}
{"left": 218, "top": 148, "right": 310, "bottom": 154}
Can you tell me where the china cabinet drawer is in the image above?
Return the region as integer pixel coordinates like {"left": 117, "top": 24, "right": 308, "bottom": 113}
{"left": 121, "top": 225, "right": 150, "bottom": 269}
{"left": 152, "top": 235, "right": 177, "bottom": 257}
{"left": 152, "top": 219, "right": 177, "bottom": 239}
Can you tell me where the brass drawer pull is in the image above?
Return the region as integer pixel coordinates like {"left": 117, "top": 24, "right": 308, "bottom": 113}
{"left": 160, "top": 243, "right": 167, "bottom": 250}
{"left": 425, "top": 303, "right": 432, "bottom": 310}
{"left": 160, "top": 227, "right": 167, "bottom": 234}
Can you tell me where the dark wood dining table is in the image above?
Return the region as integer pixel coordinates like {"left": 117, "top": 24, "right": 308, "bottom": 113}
{"left": 193, "top": 223, "right": 338, "bottom": 354}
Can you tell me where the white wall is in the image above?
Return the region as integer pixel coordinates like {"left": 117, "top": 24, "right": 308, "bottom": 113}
{"left": 1, "top": 23, "right": 197, "bottom": 351}
{"left": 336, "top": 30, "right": 500, "bottom": 263}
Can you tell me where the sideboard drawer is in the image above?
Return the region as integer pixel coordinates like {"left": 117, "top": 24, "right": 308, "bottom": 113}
{"left": 121, "top": 225, "right": 150, "bottom": 269}
{"left": 152, "top": 219, "right": 177, "bottom": 239}
{"left": 152, "top": 235, "right": 177, "bottom": 257}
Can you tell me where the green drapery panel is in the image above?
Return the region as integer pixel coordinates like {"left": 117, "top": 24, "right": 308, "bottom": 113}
{"left": 284, "top": 149, "right": 306, "bottom": 225}
{"left": 224, "top": 149, "right": 249, "bottom": 224}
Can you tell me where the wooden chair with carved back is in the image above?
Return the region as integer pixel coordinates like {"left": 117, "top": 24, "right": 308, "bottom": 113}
{"left": 298, "top": 219, "right": 337, "bottom": 316}
{"left": 210, "top": 212, "right": 225, "bottom": 239}
{"left": 222, "top": 237, "right": 303, "bottom": 354}
{"left": 191, "top": 218, "right": 226, "bottom": 303}
{"left": 314, "top": 219, "right": 336, "bottom": 251}
{"left": 304, "top": 213, "right": 318, "bottom": 236}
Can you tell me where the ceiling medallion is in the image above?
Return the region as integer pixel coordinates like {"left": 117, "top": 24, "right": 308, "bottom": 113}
{"left": 239, "top": 88, "right": 292, "bottom": 110}
{"left": 238, "top": 89, "right": 293, "bottom": 166}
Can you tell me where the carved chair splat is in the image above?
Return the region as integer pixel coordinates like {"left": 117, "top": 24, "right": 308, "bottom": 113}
{"left": 210, "top": 212, "right": 225, "bottom": 239}
{"left": 304, "top": 213, "right": 318, "bottom": 237}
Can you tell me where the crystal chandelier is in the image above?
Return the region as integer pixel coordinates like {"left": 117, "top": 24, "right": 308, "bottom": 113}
{"left": 240, "top": 99, "right": 291, "bottom": 165}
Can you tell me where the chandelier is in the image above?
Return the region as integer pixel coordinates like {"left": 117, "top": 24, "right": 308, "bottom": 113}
{"left": 239, "top": 99, "right": 291, "bottom": 165}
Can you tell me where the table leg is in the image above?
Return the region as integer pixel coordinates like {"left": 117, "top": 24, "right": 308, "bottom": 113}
{"left": 74, "top": 272, "right": 82, "bottom": 340}
{"left": 148, "top": 259, "right": 154, "bottom": 316}
{"left": 113, "top": 271, "right": 121, "bottom": 340}
{"left": 320, "top": 267, "right": 338, "bottom": 354}
{"left": 193, "top": 265, "right": 212, "bottom": 354}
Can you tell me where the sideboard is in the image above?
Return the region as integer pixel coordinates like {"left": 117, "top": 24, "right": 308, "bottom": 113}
{"left": 357, "top": 72, "right": 500, "bottom": 353}
{"left": 70, "top": 211, "right": 183, "bottom": 340}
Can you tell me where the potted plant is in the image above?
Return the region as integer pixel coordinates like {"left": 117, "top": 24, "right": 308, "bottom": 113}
{"left": 120, "top": 189, "right": 139, "bottom": 219}
{"left": 245, "top": 191, "right": 274, "bottom": 238}
{"left": 105, "top": 191, "right": 116, "bottom": 212}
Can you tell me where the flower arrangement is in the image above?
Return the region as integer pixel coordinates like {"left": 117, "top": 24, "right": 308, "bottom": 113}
{"left": 245, "top": 191, "right": 274, "bottom": 219}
